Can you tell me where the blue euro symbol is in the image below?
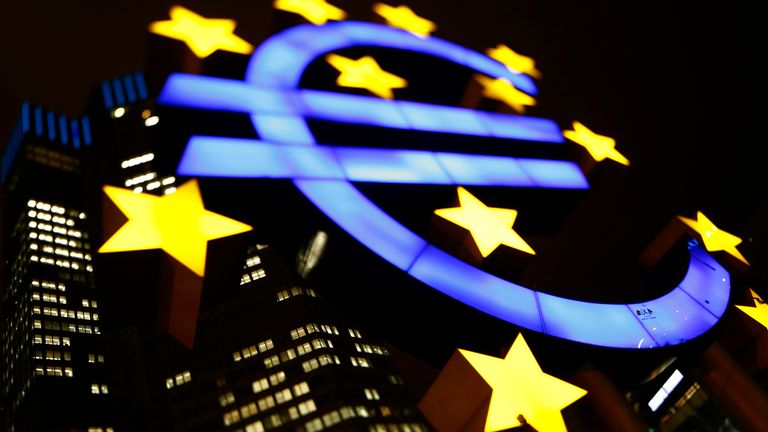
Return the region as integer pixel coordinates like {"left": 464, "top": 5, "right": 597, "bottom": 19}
{"left": 159, "top": 21, "right": 730, "bottom": 349}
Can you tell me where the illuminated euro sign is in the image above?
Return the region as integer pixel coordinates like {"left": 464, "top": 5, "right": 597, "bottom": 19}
{"left": 159, "top": 21, "right": 730, "bottom": 349}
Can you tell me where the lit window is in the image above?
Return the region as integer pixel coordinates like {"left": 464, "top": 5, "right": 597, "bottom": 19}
{"left": 293, "top": 382, "right": 310, "bottom": 397}
{"left": 276, "top": 290, "right": 289, "bottom": 302}
{"left": 258, "top": 339, "right": 274, "bottom": 352}
{"left": 288, "top": 406, "right": 300, "bottom": 420}
{"left": 223, "top": 409, "right": 241, "bottom": 426}
{"left": 121, "top": 153, "right": 154, "bottom": 169}
{"left": 302, "top": 358, "right": 319, "bottom": 373}
{"left": 252, "top": 377, "right": 269, "bottom": 394}
{"left": 233, "top": 351, "right": 242, "bottom": 362}
{"left": 245, "top": 255, "right": 261, "bottom": 267}
{"left": 356, "top": 406, "right": 370, "bottom": 417}
{"left": 280, "top": 348, "right": 297, "bottom": 362}
{"left": 364, "top": 388, "right": 380, "bottom": 400}
{"left": 245, "top": 420, "right": 265, "bottom": 432}
{"left": 291, "top": 327, "right": 307, "bottom": 340}
{"left": 240, "top": 402, "right": 258, "bottom": 419}
{"left": 298, "top": 399, "right": 317, "bottom": 416}
{"left": 257, "top": 395, "right": 275, "bottom": 411}
{"left": 111, "top": 107, "right": 126, "bottom": 118}
{"left": 173, "top": 370, "right": 192, "bottom": 386}
{"left": 297, "top": 342, "right": 313, "bottom": 356}
{"left": 219, "top": 392, "right": 235, "bottom": 407}
{"left": 268, "top": 371, "right": 286, "bottom": 386}
{"left": 275, "top": 388, "right": 292, "bottom": 404}
{"left": 339, "top": 406, "right": 355, "bottom": 420}
{"left": 350, "top": 356, "right": 371, "bottom": 368}
{"left": 322, "top": 410, "right": 341, "bottom": 427}
{"left": 348, "top": 328, "right": 362, "bottom": 338}
{"left": 305, "top": 418, "right": 323, "bottom": 432}
{"left": 264, "top": 355, "right": 280, "bottom": 369}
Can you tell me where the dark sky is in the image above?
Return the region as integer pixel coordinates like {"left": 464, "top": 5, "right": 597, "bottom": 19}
{"left": 1, "top": 0, "right": 764, "bottom": 287}
{"left": 1, "top": 0, "right": 766, "bottom": 386}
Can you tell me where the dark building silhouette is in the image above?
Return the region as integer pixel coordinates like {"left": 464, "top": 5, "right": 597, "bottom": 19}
{"left": 0, "top": 103, "right": 116, "bottom": 431}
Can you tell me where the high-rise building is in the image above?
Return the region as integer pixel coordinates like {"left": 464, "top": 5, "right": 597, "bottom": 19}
{"left": 0, "top": 56, "right": 432, "bottom": 430}
{"left": 83, "top": 64, "right": 431, "bottom": 431}
{"left": 0, "top": 103, "right": 117, "bottom": 431}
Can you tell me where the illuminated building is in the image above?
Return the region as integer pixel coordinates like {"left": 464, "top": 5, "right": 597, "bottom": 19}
{"left": 2, "top": 2, "right": 768, "bottom": 432}
{"left": 0, "top": 103, "right": 116, "bottom": 431}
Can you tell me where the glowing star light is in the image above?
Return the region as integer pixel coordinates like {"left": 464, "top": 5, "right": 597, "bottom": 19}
{"left": 476, "top": 75, "right": 536, "bottom": 113}
{"left": 148, "top": 6, "right": 254, "bottom": 58}
{"left": 460, "top": 334, "right": 587, "bottom": 432}
{"left": 326, "top": 54, "right": 407, "bottom": 99}
{"left": 486, "top": 44, "right": 542, "bottom": 79}
{"left": 373, "top": 3, "right": 436, "bottom": 37}
{"left": 737, "top": 289, "right": 768, "bottom": 330}
{"left": 678, "top": 211, "right": 749, "bottom": 265}
{"left": 563, "top": 121, "right": 629, "bottom": 166}
{"left": 99, "top": 179, "right": 252, "bottom": 276}
{"left": 274, "top": 0, "right": 346, "bottom": 25}
{"left": 435, "top": 187, "right": 535, "bottom": 257}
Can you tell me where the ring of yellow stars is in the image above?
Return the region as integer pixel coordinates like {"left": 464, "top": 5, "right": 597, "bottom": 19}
{"left": 563, "top": 121, "right": 629, "bottom": 166}
{"left": 486, "top": 44, "right": 542, "bottom": 79}
{"left": 737, "top": 289, "right": 768, "bottom": 330}
{"left": 476, "top": 75, "right": 536, "bottom": 113}
{"left": 98, "top": 179, "right": 252, "bottom": 277}
{"left": 373, "top": 3, "right": 436, "bottom": 37}
{"left": 460, "top": 333, "right": 587, "bottom": 432}
{"left": 678, "top": 211, "right": 749, "bottom": 265}
{"left": 326, "top": 54, "right": 407, "bottom": 99}
{"left": 274, "top": 0, "right": 346, "bottom": 25}
{"left": 435, "top": 187, "right": 535, "bottom": 257}
{"left": 148, "top": 6, "right": 254, "bottom": 58}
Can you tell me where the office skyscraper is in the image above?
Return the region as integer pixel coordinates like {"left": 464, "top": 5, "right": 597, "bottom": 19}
{"left": 86, "top": 67, "right": 431, "bottom": 431}
{"left": 0, "top": 103, "right": 116, "bottom": 431}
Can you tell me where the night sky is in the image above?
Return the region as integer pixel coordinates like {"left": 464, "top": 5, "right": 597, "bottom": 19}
{"left": 1, "top": 0, "right": 766, "bottom": 378}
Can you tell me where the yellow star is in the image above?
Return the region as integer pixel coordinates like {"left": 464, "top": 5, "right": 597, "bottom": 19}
{"left": 435, "top": 187, "right": 535, "bottom": 257}
{"left": 148, "top": 6, "right": 254, "bottom": 58}
{"left": 678, "top": 211, "right": 749, "bottom": 265}
{"left": 274, "top": 0, "right": 346, "bottom": 25}
{"left": 460, "top": 334, "right": 587, "bottom": 432}
{"left": 486, "top": 44, "right": 542, "bottom": 79}
{"left": 326, "top": 54, "right": 407, "bottom": 99}
{"left": 476, "top": 75, "right": 536, "bottom": 113}
{"left": 563, "top": 121, "right": 629, "bottom": 166}
{"left": 737, "top": 289, "right": 768, "bottom": 330}
{"left": 99, "top": 179, "right": 252, "bottom": 277}
{"left": 373, "top": 3, "right": 436, "bottom": 37}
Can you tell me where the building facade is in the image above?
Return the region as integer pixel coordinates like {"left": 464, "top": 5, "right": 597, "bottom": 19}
{"left": 0, "top": 104, "right": 116, "bottom": 431}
